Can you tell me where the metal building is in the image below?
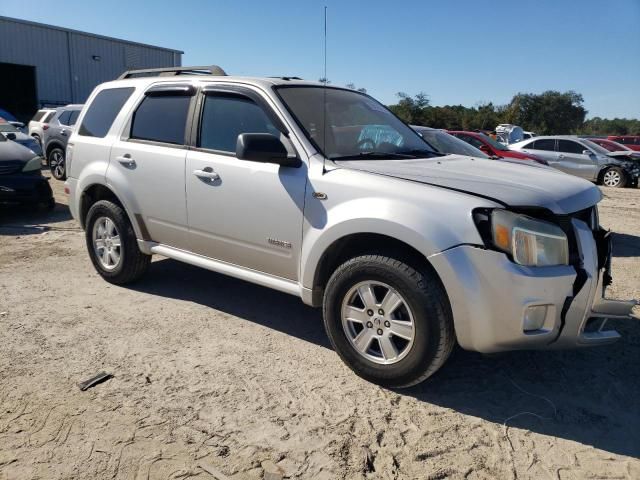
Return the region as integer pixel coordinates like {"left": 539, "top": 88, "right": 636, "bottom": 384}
{"left": 0, "top": 16, "right": 182, "bottom": 121}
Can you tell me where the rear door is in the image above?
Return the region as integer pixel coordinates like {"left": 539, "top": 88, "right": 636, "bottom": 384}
{"left": 185, "top": 86, "right": 306, "bottom": 280}
{"left": 556, "top": 139, "right": 597, "bottom": 180}
{"left": 107, "top": 83, "right": 195, "bottom": 250}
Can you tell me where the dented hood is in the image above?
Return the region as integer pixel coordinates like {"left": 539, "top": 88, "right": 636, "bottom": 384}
{"left": 336, "top": 155, "right": 602, "bottom": 214}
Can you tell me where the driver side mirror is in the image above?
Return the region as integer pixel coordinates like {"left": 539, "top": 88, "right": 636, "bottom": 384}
{"left": 6, "top": 133, "right": 17, "bottom": 141}
{"left": 236, "top": 133, "right": 301, "bottom": 168}
{"left": 582, "top": 149, "right": 593, "bottom": 156}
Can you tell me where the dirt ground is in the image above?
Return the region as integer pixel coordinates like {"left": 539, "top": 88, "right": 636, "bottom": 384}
{"left": 1, "top": 172, "right": 639, "bottom": 480}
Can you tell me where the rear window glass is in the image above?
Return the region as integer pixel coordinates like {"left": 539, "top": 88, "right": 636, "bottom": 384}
{"left": 69, "top": 110, "right": 80, "bottom": 126}
{"left": 43, "top": 111, "right": 56, "bottom": 122}
{"left": 58, "top": 111, "right": 71, "bottom": 125}
{"left": 79, "top": 87, "right": 134, "bottom": 138}
{"left": 130, "top": 95, "right": 191, "bottom": 144}
{"left": 31, "top": 111, "right": 46, "bottom": 122}
{"left": 529, "top": 139, "right": 555, "bottom": 151}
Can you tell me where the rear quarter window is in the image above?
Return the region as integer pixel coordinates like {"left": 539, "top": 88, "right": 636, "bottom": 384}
{"left": 31, "top": 111, "right": 46, "bottom": 122}
{"left": 79, "top": 87, "right": 135, "bottom": 138}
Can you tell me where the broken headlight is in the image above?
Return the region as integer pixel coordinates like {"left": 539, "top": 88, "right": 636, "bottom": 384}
{"left": 475, "top": 209, "right": 569, "bottom": 267}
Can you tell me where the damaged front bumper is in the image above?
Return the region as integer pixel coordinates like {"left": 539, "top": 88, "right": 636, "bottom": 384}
{"left": 428, "top": 218, "right": 637, "bottom": 353}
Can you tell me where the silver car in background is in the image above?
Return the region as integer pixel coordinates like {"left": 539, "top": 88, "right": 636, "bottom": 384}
{"left": 510, "top": 135, "right": 640, "bottom": 188}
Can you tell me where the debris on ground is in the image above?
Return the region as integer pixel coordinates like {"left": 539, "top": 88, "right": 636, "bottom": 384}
{"left": 77, "top": 372, "right": 113, "bottom": 391}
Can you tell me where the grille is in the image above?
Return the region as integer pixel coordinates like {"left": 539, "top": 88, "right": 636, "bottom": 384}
{"left": 0, "top": 161, "right": 24, "bottom": 175}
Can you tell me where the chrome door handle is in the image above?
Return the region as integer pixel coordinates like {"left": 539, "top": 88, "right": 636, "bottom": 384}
{"left": 116, "top": 154, "right": 136, "bottom": 168}
{"left": 193, "top": 168, "right": 220, "bottom": 181}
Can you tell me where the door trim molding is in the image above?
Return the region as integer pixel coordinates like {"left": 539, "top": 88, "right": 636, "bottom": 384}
{"left": 147, "top": 242, "right": 302, "bottom": 298}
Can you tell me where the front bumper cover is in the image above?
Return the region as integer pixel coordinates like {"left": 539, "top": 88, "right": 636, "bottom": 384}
{"left": 0, "top": 173, "right": 53, "bottom": 206}
{"left": 429, "top": 218, "right": 637, "bottom": 353}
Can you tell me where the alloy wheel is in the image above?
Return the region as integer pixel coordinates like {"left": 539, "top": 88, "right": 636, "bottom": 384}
{"left": 92, "top": 217, "right": 122, "bottom": 270}
{"left": 340, "top": 281, "right": 416, "bottom": 365}
{"left": 50, "top": 150, "right": 65, "bottom": 179}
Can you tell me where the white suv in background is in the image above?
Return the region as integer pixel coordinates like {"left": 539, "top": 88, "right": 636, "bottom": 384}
{"left": 65, "top": 66, "right": 636, "bottom": 387}
{"left": 27, "top": 108, "right": 56, "bottom": 147}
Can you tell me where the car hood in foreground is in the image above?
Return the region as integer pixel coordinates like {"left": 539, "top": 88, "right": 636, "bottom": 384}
{"left": 336, "top": 155, "right": 602, "bottom": 214}
{"left": 0, "top": 139, "right": 38, "bottom": 163}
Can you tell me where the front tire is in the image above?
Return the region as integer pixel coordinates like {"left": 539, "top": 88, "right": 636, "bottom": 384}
{"left": 601, "top": 167, "right": 627, "bottom": 188}
{"left": 49, "top": 147, "right": 66, "bottom": 180}
{"left": 85, "top": 200, "right": 150, "bottom": 284}
{"left": 323, "top": 255, "right": 455, "bottom": 388}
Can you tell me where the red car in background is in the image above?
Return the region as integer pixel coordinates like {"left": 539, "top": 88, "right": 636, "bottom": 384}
{"left": 607, "top": 135, "right": 640, "bottom": 151}
{"left": 448, "top": 130, "right": 548, "bottom": 164}
{"left": 588, "top": 137, "right": 640, "bottom": 156}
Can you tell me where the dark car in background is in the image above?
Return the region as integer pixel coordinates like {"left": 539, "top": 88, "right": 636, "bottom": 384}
{"left": 0, "top": 118, "right": 43, "bottom": 157}
{"left": 0, "top": 133, "right": 54, "bottom": 210}
{"left": 448, "top": 130, "right": 547, "bottom": 164}
{"left": 43, "top": 104, "right": 83, "bottom": 180}
{"left": 411, "top": 126, "right": 490, "bottom": 158}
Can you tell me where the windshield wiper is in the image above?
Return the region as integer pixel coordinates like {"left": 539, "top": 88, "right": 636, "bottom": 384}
{"left": 397, "top": 149, "right": 446, "bottom": 157}
{"left": 331, "top": 152, "right": 418, "bottom": 161}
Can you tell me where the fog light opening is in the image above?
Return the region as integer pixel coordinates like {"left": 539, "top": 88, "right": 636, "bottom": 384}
{"left": 523, "top": 305, "right": 548, "bottom": 332}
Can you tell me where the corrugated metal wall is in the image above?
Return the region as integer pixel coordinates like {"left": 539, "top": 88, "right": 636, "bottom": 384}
{"left": 0, "top": 17, "right": 181, "bottom": 106}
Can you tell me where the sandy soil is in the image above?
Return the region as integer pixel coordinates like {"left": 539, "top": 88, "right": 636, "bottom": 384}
{"left": 1, "top": 173, "right": 639, "bottom": 480}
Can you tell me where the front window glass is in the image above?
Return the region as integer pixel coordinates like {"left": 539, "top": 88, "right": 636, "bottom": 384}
{"left": 199, "top": 94, "right": 279, "bottom": 152}
{"left": 69, "top": 110, "right": 81, "bottom": 126}
{"left": 558, "top": 140, "right": 586, "bottom": 154}
{"left": 276, "top": 87, "right": 436, "bottom": 160}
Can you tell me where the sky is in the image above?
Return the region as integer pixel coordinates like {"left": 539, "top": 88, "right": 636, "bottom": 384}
{"left": 2, "top": 0, "right": 639, "bottom": 118}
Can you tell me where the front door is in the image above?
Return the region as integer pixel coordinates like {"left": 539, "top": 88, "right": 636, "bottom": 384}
{"left": 556, "top": 139, "right": 598, "bottom": 180}
{"left": 185, "top": 89, "right": 306, "bottom": 280}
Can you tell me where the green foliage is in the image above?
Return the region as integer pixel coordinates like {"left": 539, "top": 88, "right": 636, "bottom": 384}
{"left": 388, "top": 90, "right": 637, "bottom": 135}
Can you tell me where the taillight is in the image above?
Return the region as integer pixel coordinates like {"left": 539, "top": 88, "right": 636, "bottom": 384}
{"left": 43, "top": 124, "right": 49, "bottom": 130}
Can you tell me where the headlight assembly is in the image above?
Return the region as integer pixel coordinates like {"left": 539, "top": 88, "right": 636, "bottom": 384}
{"left": 478, "top": 209, "right": 569, "bottom": 267}
{"left": 22, "top": 156, "right": 43, "bottom": 173}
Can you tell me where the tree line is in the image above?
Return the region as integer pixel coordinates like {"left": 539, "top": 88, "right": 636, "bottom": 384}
{"left": 385, "top": 90, "right": 640, "bottom": 136}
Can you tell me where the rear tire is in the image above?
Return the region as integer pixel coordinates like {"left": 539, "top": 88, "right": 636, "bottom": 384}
{"left": 49, "top": 147, "right": 66, "bottom": 180}
{"left": 601, "top": 167, "right": 627, "bottom": 188}
{"left": 323, "top": 255, "right": 455, "bottom": 388}
{"left": 85, "top": 200, "right": 150, "bottom": 284}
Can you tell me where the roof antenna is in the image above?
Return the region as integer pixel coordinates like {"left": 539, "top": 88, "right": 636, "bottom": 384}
{"left": 322, "top": 5, "right": 328, "bottom": 174}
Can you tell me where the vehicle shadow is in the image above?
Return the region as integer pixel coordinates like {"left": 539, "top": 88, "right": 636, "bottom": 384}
{"left": 612, "top": 232, "right": 640, "bottom": 258}
{"left": 130, "top": 258, "right": 639, "bottom": 459}
{"left": 0, "top": 202, "right": 74, "bottom": 236}
{"left": 405, "top": 328, "right": 640, "bottom": 458}
{"left": 129, "top": 257, "right": 330, "bottom": 348}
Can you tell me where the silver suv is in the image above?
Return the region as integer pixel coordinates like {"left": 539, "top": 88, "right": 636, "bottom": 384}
{"left": 65, "top": 66, "right": 636, "bottom": 387}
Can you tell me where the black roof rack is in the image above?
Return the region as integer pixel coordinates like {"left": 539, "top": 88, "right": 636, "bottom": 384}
{"left": 118, "top": 65, "right": 227, "bottom": 80}
{"left": 269, "top": 76, "right": 303, "bottom": 81}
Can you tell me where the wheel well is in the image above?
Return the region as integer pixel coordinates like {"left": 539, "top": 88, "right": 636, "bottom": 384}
{"left": 313, "top": 233, "right": 437, "bottom": 298}
{"left": 598, "top": 165, "right": 624, "bottom": 184}
{"left": 45, "top": 142, "right": 64, "bottom": 160}
{"left": 79, "top": 184, "right": 124, "bottom": 229}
